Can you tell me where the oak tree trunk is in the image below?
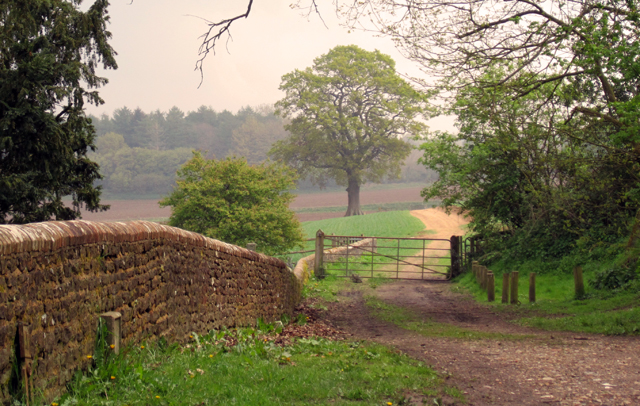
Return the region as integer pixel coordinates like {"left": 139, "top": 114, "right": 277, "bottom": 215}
{"left": 345, "top": 178, "right": 364, "bottom": 216}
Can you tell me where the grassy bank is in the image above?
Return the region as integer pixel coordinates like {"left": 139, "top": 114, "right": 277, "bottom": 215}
{"left": 50, "top": 324, "right": 448, "bottom": 406}
{"left": 456, "top": 251, "right": 640, "bottom": 335}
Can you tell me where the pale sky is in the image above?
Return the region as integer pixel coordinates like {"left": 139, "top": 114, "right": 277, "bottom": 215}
{"left": 87, "top": 0, "right": 454, "bottom": 131}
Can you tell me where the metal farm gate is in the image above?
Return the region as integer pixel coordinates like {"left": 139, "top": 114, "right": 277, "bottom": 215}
{"left": 289, "top": 230, "right": 463, "bottom": 281}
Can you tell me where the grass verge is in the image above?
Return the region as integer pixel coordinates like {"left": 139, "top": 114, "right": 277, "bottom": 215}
{"left": 50, "top": 322, "right": 452, "bottom": 406}
{"left": 455, "top": 266, "right": 640, "bottom": 335}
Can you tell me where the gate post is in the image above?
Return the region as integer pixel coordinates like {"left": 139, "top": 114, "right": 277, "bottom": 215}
{"left": 315, "top": 229, "right": 325, "bottom": 279}
{"left": 450, "top": 235, "right": 461, "bottom": 278}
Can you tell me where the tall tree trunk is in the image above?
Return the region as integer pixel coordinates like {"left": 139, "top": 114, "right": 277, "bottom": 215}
{"left": 345, "top": 177, "right": 364, "bottom": 216}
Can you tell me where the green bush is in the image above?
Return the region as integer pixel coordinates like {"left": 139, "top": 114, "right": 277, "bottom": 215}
{"left": 590, "top": 265, "right": 637, "bottom": 291}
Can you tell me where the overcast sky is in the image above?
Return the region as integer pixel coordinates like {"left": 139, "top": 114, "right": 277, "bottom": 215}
{"left": 88, "top": 0, "right": 454, "bottom": 131}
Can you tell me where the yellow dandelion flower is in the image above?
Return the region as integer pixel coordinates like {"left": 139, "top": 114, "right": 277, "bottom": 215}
{"left": 141, "top": 345, "right": 145, "bottom": 349}
{"left": 111, "top": 376, "right": 116, "bottom": 380}
{"left": 387, "top": 403, "right": 393, "bottom": 406}
{"left": 209, "top": 354, "right": 213, "bottom": 358}
{"left": 52, "top": 403, "right": 59, "bottom": 406}
{"left": 156, "top": 395, "right": 160, "bottom": 399}
{"left": 86, "top": 355, "right": 93, "bottom": 359}
{"left": 110, "top": 344, "right": 115, "bottom": 349}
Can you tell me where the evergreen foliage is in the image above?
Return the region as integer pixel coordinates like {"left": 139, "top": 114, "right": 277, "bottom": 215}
{"left": 0, "top": 0, "right": 116, "bottom": 223}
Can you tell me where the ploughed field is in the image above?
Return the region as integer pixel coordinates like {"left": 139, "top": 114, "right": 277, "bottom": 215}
{"left": 79, "top": 186, "right": 426, "bottom": 222}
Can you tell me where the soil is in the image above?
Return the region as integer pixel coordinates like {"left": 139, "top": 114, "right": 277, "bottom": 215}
{"left": 303, "top": 209, "right": 640, "bottom": 406}
{"left": 291, "top": 186, "right": 424, "bottom": 208}
{"left": 79, "top": 186, "right": 424, "bottom": 222}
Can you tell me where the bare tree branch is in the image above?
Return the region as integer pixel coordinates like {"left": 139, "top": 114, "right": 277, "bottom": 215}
{"left": 194, "top": 0, "right": 254, "bottom": 87}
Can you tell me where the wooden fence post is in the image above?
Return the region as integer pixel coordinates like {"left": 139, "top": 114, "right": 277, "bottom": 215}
{"left": 529, "top": 273, "right": 536, "bottom": 303}
{"left": 502, "top": 273, "right": 510, "bottom": 304}
{"left": 315, "top": 229, "right": 325, "bottom": 279}
{"left": 470, "top": 238, "right": 475, "bottom": 259}
{"left": 450, "top": 236, "right": 461, "bottom": 278}
{"left": 487, "top": 272, "right": 495, "bottom": 302}
{"left": 472, "top": 261, "right": 479, "bottom": 279}
{"left": 481, "top": 266, "right": 488, "bottom": 290}
{"left": 100, "top": 312, "right": 122, "bottom": 355}
{"left": 510, "top": 271, "right": 519, "bottom": 304}
{"left": 574, "top": 266, "right": 585, "bottom": 299}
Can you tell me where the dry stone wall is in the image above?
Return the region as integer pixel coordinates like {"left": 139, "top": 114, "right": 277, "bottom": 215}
{"left": 0, "top": 220, "right": 300, "bottom": 403}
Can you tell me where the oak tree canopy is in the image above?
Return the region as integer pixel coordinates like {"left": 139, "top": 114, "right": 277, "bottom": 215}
{"left": 270, "top": 45, "right": 427, "bottom": 216}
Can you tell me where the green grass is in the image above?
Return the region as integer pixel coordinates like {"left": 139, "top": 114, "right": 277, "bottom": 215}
{"left": 302, "top": 210, "right": 427, "bottom": 239}
{"left": 302, "top": 274, "right": 395, "bottom": 302}
{"left": 456, "top": 267, "right": 640, "bottom": 335}
{"left": 47, "top": 324, "right": 453, "bottom": 406}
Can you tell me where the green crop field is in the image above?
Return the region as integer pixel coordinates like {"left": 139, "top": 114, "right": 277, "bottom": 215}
{"left": 302, "top": 210, "right": 426, "bottom": 239}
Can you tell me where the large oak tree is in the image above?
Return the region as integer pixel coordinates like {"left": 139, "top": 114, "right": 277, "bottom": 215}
{"left": 0, "top": 0, "right": 116, "bottom": 223}
{"left": 270, "top": 45, "right": 427, "bottom": 216}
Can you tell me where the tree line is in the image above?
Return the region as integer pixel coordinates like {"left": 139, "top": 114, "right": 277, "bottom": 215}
{"left": 89, "top": 104, "right": 433, "bottom": 196}
{"left": 88, "top": 105, "right": 290, "bottom": 195}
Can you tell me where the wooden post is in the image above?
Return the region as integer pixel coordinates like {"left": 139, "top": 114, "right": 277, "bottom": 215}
{"left": 529, "top": 273, "right": 536, "bottom": 303}
{"left": 574, "top": 266, "right": 585, "bottom": 299}
{"left": 315, "top": 229, "right": 325, "bottom": 279}
{"left": 18, "top": 324, "right": 31, "bottom": 406}
{"left": 450, "top": 236, "right": 461, "bottom": 278}
{"left": 481, "top": 266, "right": 488, "bottom": 290}
{"left": 502, "top": 273, "right": 510, "bottom": 304}
{"left": 246, "top": 242, "right": 257, "bottom": 252}
{"left": 510, "top": 271, "right": 519, "bottom": 304}
{"left": 487, "top": 271, "right": 495, "bottom": 302}
{"left": 331, "top": 233, "right": 336, "bottom": 248}
{"left": 100, "top": 312, "right": 122, "bottom": 355}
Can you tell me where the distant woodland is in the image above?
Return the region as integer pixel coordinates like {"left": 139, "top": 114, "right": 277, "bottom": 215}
{"left": 89, "top": 105, "right": 435, "bottom": 196}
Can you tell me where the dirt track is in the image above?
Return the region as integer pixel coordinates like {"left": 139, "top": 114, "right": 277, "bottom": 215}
{"left": 317, "top": 209, "right": 640, "bottom": 406}
{"left": 399, "top": 208, "right": 468, "bottom": 279}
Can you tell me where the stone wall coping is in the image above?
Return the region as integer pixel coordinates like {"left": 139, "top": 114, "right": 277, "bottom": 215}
{"left": 0, "top": 220, "right": 285, "bottom": 267}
